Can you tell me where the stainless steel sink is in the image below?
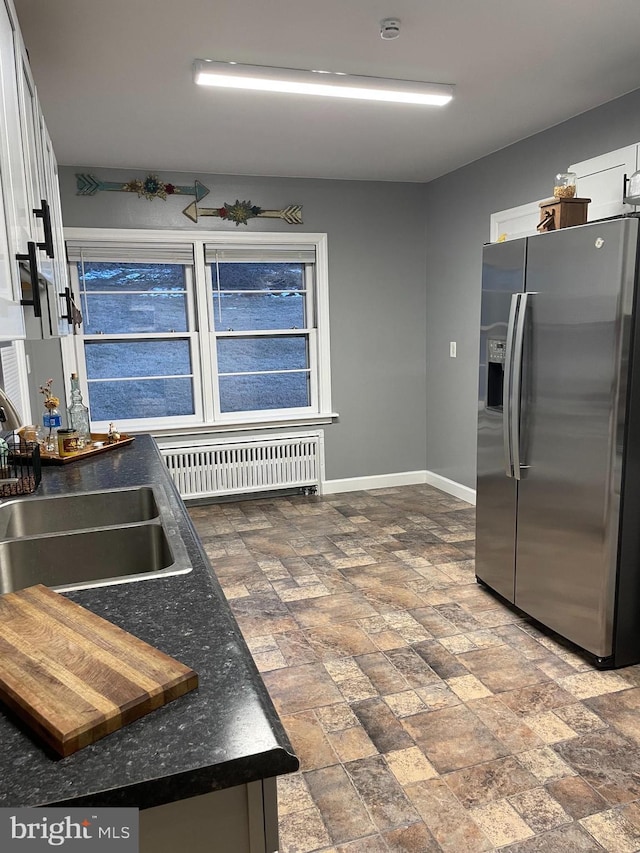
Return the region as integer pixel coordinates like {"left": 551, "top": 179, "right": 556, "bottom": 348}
{"left": 0, "top": 487, "right": 160, "bottom": 538}
{"left": 0, "top": 521, "right": 191, "bottom": 594}
{"left": 0, "top": 484, "right": 192, "bottom": 594}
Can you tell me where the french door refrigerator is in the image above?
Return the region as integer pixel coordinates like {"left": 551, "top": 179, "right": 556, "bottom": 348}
{"left": 476, "top": 215, "right": 640, "bottom": 667}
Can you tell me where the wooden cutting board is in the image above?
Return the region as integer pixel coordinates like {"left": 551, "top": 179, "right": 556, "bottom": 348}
{"left": 0, "top": 584, "right": 198, "bottom": 757}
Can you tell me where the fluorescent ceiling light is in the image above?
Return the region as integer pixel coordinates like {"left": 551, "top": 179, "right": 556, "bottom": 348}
{"left": 193, "top": 60, "right": 453, "bottom": 106}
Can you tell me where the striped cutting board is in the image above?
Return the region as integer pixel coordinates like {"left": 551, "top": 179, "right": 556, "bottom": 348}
{"left": 0, "top": 584, "right": 198, "bottom": 756}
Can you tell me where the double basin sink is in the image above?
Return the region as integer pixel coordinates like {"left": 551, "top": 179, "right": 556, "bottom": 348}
{"left": 0, "top": 485, "right": 192, "bottom": 595}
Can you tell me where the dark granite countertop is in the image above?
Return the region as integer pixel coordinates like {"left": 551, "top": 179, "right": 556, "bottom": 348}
{"left": 0, "top": 434, "right": 298, "bottom": 808}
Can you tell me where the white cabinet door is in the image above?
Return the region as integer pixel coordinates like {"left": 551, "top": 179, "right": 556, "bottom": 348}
{"left": 40, "top": 117, "right": 71, "bottom": 336}
{"left": 13, "top": 28, "right": 71, "bottom": 338}
{"left": 490, "top": 200, "right": 544, "bottom": 243}
{"left": 0, "top": 0, "right": 25, "bottom": 338}
{"left": 15, "top": 33, "right": 45, "bottom": 256}
{"left": 570, "top": 144, "right": 639, "bottom": 221}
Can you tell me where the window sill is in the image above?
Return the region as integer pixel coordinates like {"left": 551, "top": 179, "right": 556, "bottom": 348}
{"left": 135, "top": 412, "right": 339, "bottom": 440}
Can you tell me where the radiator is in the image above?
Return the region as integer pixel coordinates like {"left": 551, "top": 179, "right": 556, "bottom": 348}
{"left": 160, "top": 432, "right": 323, "bottom": 499}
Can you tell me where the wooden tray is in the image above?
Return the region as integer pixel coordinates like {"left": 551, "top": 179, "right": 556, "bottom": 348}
{"left": 38, "top": 432, "right": 135, "bottom": 465}
{"left": 0, "top": 584, "right": 198, "bottom": 757}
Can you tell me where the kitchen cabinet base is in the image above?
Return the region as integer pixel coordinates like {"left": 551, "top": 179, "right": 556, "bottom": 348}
{"left": 139, "top": 778, "right": 279, "bottom": 853}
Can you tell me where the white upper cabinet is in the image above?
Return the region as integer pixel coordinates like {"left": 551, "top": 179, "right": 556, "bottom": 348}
{"left": 0, "top": 1, "right": 29, "bottom": 255}
{"left": 570, "top": 145, "right": 639, "bottom": 222}
{"left": 0, "top": 0, "right": 26, "bottom": 338}
{"left": 491, "top": 143, "right": 640, "bottom": 244}
{"left": 39, "top": 117, "right": 72, "bottom": 336}
{"left": 0, "top": 0, "right": 71, "bottom": 341}
{"left": 14, "top": 25, "right": 71, "bottom": 338}
{"left": 490, "top": 199, "right": 544, "bottom": 243}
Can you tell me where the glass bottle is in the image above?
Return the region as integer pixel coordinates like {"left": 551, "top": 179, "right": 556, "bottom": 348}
{"left": 67, "top": 373, "right": 91, "bottom": 448}
{"left": 554, "top": 172, "right": 577, "bottom": 199}
{"left": 42, "top": 406, "right": 61, "bottom": 452}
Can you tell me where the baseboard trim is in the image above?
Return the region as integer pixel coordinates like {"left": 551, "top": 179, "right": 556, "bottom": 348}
{"left": 424, "top": 471, "right": 476, "bottom": 505}
{"left": 322, "top": 469, "right": 476, "bottom": 504}
{"left": 322, "top": 471, "right": 427, "bottom": 495}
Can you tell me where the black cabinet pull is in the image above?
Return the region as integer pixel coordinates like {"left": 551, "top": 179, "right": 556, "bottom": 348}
{"left": 16, "top": 241, "right": 42, "bottom": 318}
{"left": 33, "top": 199, "right": 54, "bottom": 258}
{"left": 59, "top": 286, "right": 82, "bottom": 329}
{"left": 59, "top": 286, "right": 72, "bottom": 322}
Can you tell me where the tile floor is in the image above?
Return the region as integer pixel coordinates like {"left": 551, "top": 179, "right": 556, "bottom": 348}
{"left": 188, "top": 484, "right": 640, "bottom": 852}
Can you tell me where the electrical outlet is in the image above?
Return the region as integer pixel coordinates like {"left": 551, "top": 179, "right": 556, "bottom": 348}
{"left": 449, "top": 341, "right": 457, "bottom": 358}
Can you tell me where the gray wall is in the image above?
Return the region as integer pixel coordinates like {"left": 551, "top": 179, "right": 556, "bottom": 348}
{"left": 58, "top": 169, "right": 428, "bottom": 482}
{"left": 424, "top": 88, "right": 640, "bottom": 489}
{"left": 58, "top": 86, "right": 640, "bottom": 490}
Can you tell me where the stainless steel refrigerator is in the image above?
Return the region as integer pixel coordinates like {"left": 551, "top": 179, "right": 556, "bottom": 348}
{"left": 476, "top": 215, "right": 640, "bottom": 667}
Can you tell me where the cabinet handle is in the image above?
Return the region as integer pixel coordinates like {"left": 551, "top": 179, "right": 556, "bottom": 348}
{"left": 59, "top": 286, "right": 82, "bottom": 329}
{"left": 59, "top": 286, "right": 72, "bottom": 322}
{"left": 33, "top": 199, "right": 55, "bottom": 258}
{"left": 16, "top": 241, "right": 43, "bottom": 318}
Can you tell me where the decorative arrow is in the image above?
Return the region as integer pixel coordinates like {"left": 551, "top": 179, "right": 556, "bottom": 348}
{"left": 182, "top": 199, "right": 303, "bottom": 226}
{"left": 76, "top": 173, "right": 210, "bottom": 202}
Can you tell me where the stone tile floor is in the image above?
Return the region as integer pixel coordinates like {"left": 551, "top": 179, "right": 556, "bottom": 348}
{"left": 189, "top": 484, "right": 640, "bottom": 852}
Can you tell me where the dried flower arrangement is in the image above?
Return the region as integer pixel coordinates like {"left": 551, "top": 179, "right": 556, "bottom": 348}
{"left": 39, "top": 378, "right": 60, "bottom": 411}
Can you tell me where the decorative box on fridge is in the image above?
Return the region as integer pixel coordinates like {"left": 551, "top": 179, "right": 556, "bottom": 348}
{"left": 537, "top": 197, "right": 591, "bottom": 232}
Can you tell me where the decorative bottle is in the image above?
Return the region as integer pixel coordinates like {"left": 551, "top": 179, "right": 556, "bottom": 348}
{"left": 42, "top": 405, "right": 61, "bottom": 452}
{"left": 67, "top": 373, "right": 91, "bottom": 448}
{"left": 39, "top": 377, "right": 61, "bottom": 453}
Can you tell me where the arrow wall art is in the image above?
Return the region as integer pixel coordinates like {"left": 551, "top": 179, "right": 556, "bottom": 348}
{"left": 76, "top": 173, "right": 210, "bottom": 202}
{"left": 75, "top": 172, "right": 303, "bottom": 227}
{"left": 182, "top": 199, "right": 303, "bottom": 226}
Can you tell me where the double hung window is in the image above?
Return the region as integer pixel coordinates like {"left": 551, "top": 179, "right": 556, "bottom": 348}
{"left": 65, "top": 231, "right": 331, "bottom": 432}
{"left": 207, "top": 244, "right": 317, "bottom": 416}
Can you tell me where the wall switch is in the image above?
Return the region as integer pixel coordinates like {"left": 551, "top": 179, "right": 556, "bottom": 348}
{"left": 449, "top": 341, "right": 457, "bottom": 358}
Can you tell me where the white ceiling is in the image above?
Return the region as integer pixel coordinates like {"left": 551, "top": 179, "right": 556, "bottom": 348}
{"left": 14, "top": 0, "right": 640, "bottom": 183}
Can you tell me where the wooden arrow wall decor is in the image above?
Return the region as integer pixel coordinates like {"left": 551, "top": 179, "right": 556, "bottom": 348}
{"left": 75, "top": 173, "right": 303, "bottom": 227}
{"left": 76, "top": 173, "right": 210, "bottom": 202}
{"left": 182, "top": 198, "right": 303, "bottom": 226}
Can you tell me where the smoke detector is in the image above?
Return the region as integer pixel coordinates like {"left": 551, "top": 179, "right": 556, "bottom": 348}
{"left": 380, "top": 18, "right": 401, "bottom": 40}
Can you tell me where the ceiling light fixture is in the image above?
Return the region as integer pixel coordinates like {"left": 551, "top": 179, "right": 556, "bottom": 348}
{"left": 193, "top": 60, "right": 453, "bottom": 107}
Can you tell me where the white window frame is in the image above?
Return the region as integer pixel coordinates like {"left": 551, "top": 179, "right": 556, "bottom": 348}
{"left": 63, "top": 228, "right": 333, "bottom": 435}
{"left": 67, "top": 262, "right": 203, "bottom": 432}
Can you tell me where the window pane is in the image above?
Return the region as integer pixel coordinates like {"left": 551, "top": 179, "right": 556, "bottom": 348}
{"left": 214, "top": 262, "right": 304, "bottom": 292}
{"left": 82, "top": 292, "right": 188, "bottom": 334}
{"left": 212, "top": 292, "right": 304, "bottom": 331}
{"left": 77, "top": 262, "right": 187, "bottom": 293}
{"left": 219, "top": 372, "right": 310, "bottom": 412}
{"left": 85, "top": 340, "right": 192, "bottom": 379}
{"left": 217, "top": 336, "right": 308, "bottom": 374}
{"left": 88, "top": 378, "right": 194, "bottom": 420}
{"left": 78, "top": 262, "right": 188, "bottom": 334}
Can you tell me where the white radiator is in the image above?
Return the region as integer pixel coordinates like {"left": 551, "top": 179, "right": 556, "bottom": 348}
{"left": 160, "top": 432, "right": 324, "bottom": 499}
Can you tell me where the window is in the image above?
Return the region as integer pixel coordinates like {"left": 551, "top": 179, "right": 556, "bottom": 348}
{"left": 65, "top": 230, "right": 331, "bottom": 433}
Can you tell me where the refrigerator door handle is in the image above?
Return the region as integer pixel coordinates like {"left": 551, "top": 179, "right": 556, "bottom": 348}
{"left": 503, "top": 293, "right": 521, "bottom": 477}
{"left": 511, "top": 292, "right": 530, "bottom": 480}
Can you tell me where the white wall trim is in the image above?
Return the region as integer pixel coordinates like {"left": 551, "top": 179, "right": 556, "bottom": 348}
{"left": 322, "top": 469, "right": 476, "bottom": 505}
{"left": 323, "top": 470, "right": 427, "bottom": 494}
{"left": 424, "top": 470, "right": 476, "bottom": 505}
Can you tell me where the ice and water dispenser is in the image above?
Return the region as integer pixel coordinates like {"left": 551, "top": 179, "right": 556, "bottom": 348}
{"left": 487, "top": 338, "right": 506, "bottom": 410}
